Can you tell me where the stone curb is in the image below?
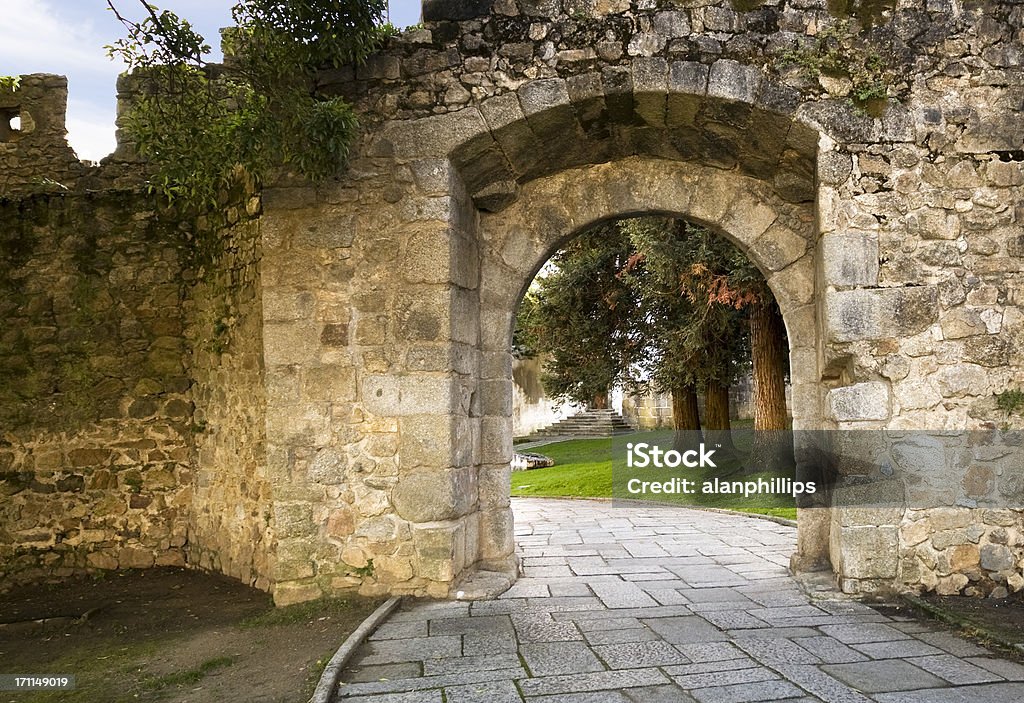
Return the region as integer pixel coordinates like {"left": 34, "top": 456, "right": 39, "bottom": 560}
{"left": 308, "top": 596, "right": 403, "bottom": 703}
{"left": 899, "top": 592, "right": 1024, "bottom": 657}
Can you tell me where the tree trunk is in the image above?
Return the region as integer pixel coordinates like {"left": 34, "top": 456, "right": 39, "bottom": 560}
{"left": 703, "top": 381, "right": 731, "bottom": 431}
{"left": 703, "top": 380, "right": 734, "bottom": 460}
{"left": 751, "top": 299, "right": 788, "bottom": 431}
{"left": 592, "top": 391, "right": 609, "bottom": 410}
{"left": 671, "top": 384, "right": 701, "bottom": 451}
{"left": 750, "top": 299, "right": 793, "bottom": 473}
{"left": 671, "top": 385, "right": 701, "bottom": 431}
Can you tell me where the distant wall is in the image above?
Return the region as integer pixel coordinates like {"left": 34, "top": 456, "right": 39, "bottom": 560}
{"left": 511, "top": 356, "right": 579, "bottom": 436}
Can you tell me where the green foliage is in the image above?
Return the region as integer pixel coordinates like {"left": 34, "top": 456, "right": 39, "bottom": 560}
{"left": 778, "top": 19, "right": 891, "bottom": 113}
{"left": 515, "top": 224, "right": 640, "bottom": 407}
{"left": 0, "top": 75, "right": 21, "bottom": 91}
{"left": 621, "top": 218, "right": 753, "bottom": 394}
{"left": 996, "top": 389, "right": 1024, "bottom": 419}
{"left": 515, "top": 217, "right": 763, "bottom": 409}
{"left": 106, "top": 0, "right": 389, "bottom": 211}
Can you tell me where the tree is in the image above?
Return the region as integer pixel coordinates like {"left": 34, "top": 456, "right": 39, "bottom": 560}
{"left": 513, "top": 224, "right": 639, "bottom": 409}
{"left": 106, "top": 0, "right": 390, "bottom": 210}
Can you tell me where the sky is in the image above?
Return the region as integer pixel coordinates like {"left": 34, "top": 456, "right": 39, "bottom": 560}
{"left": 0, "top": 0, "right": 423, "bottom": 162}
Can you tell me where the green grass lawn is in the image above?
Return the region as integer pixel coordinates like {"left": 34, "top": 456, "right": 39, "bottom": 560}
{"left": 512, "top": 432, "right": 799, "bottom": 521}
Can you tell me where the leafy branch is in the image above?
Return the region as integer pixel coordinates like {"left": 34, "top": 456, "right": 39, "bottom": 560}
{"left": 105, "top": 0, "right": 390, "bottom": 211}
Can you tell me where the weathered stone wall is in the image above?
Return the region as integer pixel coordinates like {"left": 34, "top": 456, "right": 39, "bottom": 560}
{"left": 3, "top": 0, "right": 1024, "bottom": 603}
{"left": 185, "top": 184, "right": 273, "bottom": 591}
{"left": 0, "top": 192, "right": 193, "bottom": 585}
{"left": 0, "top": 75, "right": 91, "bottom": 195}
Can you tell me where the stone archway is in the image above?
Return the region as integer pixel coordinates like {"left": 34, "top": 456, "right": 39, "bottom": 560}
{"left": 475, "top": 157, "right": 827, "bottom": 577}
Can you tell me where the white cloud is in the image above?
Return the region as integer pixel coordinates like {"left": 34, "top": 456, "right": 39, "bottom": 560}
{"left": 0, "top": 0, "right": 124, "bottom": 77}
{"left": 66, "top": 99, "right": 117, "bottom": 163}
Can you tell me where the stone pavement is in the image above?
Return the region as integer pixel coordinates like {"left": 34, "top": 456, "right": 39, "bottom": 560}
{"left": 335, "top": 498, "right": 1024, "bottom": 702}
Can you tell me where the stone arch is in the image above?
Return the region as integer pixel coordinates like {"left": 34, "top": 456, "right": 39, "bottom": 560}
{"left": 469, "top": 157, "right": 828, "bottom": 578}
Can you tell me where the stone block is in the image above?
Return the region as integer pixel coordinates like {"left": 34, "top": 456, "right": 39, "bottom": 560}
{"left": 825, "top": 287, "right": 939, "bottom": 342}
{"left": 822, "top": 231, "right": 880, "bottom": 287}
{"left": 828, "top": 382, "right": 890, "bottom": 422}
{"left": 422, "top": 0, "right": 492, "bottom": 21}
{"left": 273, "top": 580, "right": 321, "bottom": 606}
{"left": 393, "top": 467, "right": 476, "bottom": 522}
{"left": 362, "top": 374, "right": 454, "bottom": 417}
{"left": 413, "top": 519, "right": 466, "bottom": 582}
{"left": 707, "top": 60, "right": 762, "bottom": 105}
{"left": 835, "top": 525, "right": 898, "bottom": 579}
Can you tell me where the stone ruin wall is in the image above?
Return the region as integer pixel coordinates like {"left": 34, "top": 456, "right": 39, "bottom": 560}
{"left": 0, "top": 77, "right": 271, "bottom": 589}
{"left": 2, "top": 0, "right": 1024, "bottom": 603}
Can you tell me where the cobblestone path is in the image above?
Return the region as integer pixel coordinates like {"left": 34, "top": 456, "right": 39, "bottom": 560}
{"left": 335, "top": 498, "right": 1024, "bottom": 702}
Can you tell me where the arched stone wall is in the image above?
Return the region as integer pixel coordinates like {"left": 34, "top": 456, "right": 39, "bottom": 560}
{"left": 473, "top": 157, "right": 827, "bottom": 572}
{"left": 6, "top": 0, "right": 1024, "bottom": 605}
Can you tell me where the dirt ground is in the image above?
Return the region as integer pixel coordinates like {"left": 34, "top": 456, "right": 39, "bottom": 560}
{"left": 0, "top": 568, "right": 383, "bottom": 703}
{"left": 873, "top": 591, "right": 1024, "bottom": 657}
{"left": 922, "top": 591, "right": 1024, "bottom": 650}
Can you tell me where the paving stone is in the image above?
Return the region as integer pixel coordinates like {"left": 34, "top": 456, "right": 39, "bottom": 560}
{"left": 370, "top": 621, "right": 430, "bottom": 640}
{"left": 821, "top": 660, "right": 947, "bottom": 693}
{"left": 771, "top": 664, "right": 874, "bottom": 703}
{"left": 698, "top": 610, "right": 768, "bottom": 630}
{"left": 430, "top": 615, "right": 514, "bottom": 636}
{"left": 966, "top": 657, "right": 1024, "bottom": 680}
{"left": 340, "top": 691, "right": 441, "bottom": 702}
{"left": 549, "top": 582, "right": 593, "bottom": 597}
{"left": 331, "top": 499, "right": 1024, "bottom": 703}
{"left": 689, "top": 680, "right": 805, "bottom": 703}
{"left": 337, "top": 669, "right": 527, "bottom": 697}
{"left": 390, "top": 603, "right": 471, "bottom": 622}
{"left": 512, "top": 613, "right": 584, "bottom": 642}
{"left": 423, "top": 654, "right": 522, "bottom": 676}
{"left": 464, "top": 630, "right": 520, "bottom": 654}
{"left": 593, "top": 640, "right": 689, "bottom": 669}
{"left": 500, "top": 580, "right": 553, "bottom": 598}
{"left": 356, "top": 636, "right": 463, "bottom": 665}
{"left": 343, "top": 662, "right": 423, "bottom": 683}
{"left": 673, "top": 641, "right": 748, "bottom": 662}
{"left": 792, "top": 636, "right": 868, "bottom": 664}
{"left": 872, "top": 682, "right": 1024, "bottom": 703}
{"left": 851, "top": 639, "right": 944, "bottom": 659}
{"left": 622, "top": 684, "right": 697, "bottom": 703}
{"left": 575, "top": 617, "right": 644, "bottom": 631}
{"left": 589, "top": 580, "right": 660, "bottom": 609}
{"left": 667, "top": 665, "right": 778, "bottom": 690}
{"left": 527, "top": 692, "right": 632, "bottom": 703}
{"left": 444, "top": 679, "right": 522, "bottom": 703}
{"left": 728, "top": 627, "right": 820, "bottom": 639}
{"left": 518, "top": 668, "right": 669, "bottom": 697}
{"left": 735, "top": 637, "right": 822, "bottom": 665}
{"left": 584, "top": 628, "right": 662, "bottom": 645}
{"left": 913, "top": 631, "right": 990, "bottom": 657}
{"left": 520, "top": 642, "right": 605, "bottom": 676}
{"left": 643, "top": 616, "right": 729, "bottom": 644}
{"left": 818, "top": 623, "right": 910, "bottom": 645}
{"left": 662, "top": 658, "right": 759, "bottom": 676}
{"left": 907, "top": 654, "right": 1005, "bottom": 685}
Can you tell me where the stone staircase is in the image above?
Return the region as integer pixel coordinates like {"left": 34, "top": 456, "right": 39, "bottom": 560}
{"left": 528, "top": 409, "right": 636, "bottom": 438}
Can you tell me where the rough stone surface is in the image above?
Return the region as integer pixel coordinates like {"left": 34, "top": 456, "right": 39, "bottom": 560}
{"left": 3, "top": 0, "right": 1024, "bottom": 600}
{"left": 333, "top": 499, "right": 1024, "bottom": 702}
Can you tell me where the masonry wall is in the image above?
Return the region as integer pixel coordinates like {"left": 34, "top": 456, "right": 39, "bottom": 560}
{"left": 185, "top": 184, "right": 273, "bottom": 591}
{"left": 0, "top": 192, "right": 193, "bottom": 584}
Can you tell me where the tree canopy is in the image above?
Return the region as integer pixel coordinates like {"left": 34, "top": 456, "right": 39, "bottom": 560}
{"left": 516, "top": 216, "right": 789, "bottom": 432}
{"left": 106, "top": 0, "right": 391, "bottom": 209}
